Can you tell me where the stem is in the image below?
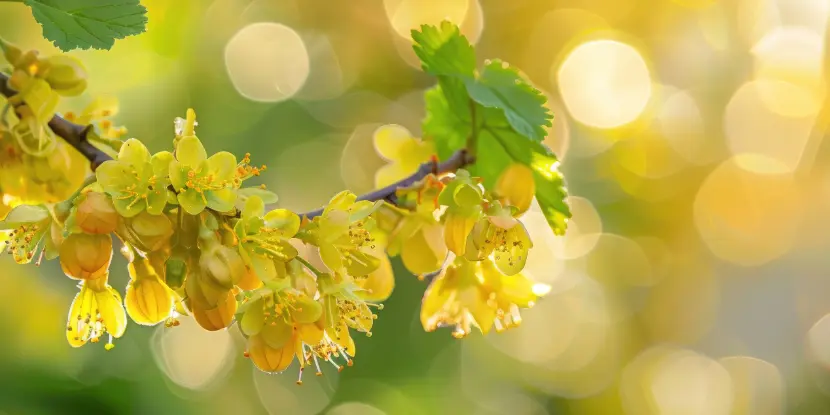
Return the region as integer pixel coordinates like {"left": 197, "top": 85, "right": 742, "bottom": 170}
{"left": 54, "top": 174, "right": 97, "bottom": 215}
{"left": 299, "top": 149, "right": 475, "bottom": 219}
{"left": 294, "top": 256, "right": 323, "bottom": 277}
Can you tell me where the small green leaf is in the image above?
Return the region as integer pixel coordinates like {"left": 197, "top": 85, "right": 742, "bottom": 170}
{"left": 25, "top": 0, "right": 148, "bottom": 52}
{"left": 464, "top": 60, "right": 552, "bottom": 141}
{"left": 411, "top": 21, "right": 476, "bottom": 78}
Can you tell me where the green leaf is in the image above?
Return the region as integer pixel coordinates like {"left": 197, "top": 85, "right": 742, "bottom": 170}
{"left": 422, "top": 85, "right": 470, "bottom": 160}
{"left": 481, "top": 126, "right": 570, "bottom": 235}
{"left": 411, "top": 21, "right": 476, "bottom": 78}
{"left": 24, "top": 0, "right": 148, "bottom": 51}
{"left": 464, "top": 60, "right": 552, "bottom": 141}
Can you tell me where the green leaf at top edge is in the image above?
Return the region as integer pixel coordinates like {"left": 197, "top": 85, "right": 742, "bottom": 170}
{"left": 25, "top": 0, "right": 148, "bottom": 51}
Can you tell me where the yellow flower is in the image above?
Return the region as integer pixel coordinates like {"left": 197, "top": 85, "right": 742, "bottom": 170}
{"left": 239, "top": 284, "right": 356, "bottom": 381}
{"left": 59, "top": 233, "right": 113, "bottom": 280}
{"left": 495, "top": 163, "right": 536, "bottom": 215}
{"left": 420, "top": 256, "right": 540, "bottom": 338}
{"left": 465, "top": 202, "right": 532, "bottom": 276}
{"left": 373, "top": 124, "right": 435, "bottom": 188}
{"left": 66, "top": 274, "right": 127, "bottom": 350}
{"left": 63, "top": 96, "right": 128, "bottom": 140}
{"left": 125, "top": 258, "right": 175, "bottom": 326}
{"left": 72, "top": 191, "right": 118, "bottom": 235}
{"left": 311, "top": 191, "right": 382, "bottom": 277}
{"left": 190, "top": 290, "right": 237, "bottom": 331}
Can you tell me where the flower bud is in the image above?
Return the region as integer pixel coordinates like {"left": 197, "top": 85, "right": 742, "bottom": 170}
{"left": 190, "top": 291, "right": 237, "bottom": 331}
{"left": 199, "top": 244, "right": 246, "bottom": 289}
{"left": 59, "top": 233, "right": 112, "bottom": 280}
{"left": 495, "top": 163, "right": 535, "bottom": 215}
{"left": 43, "top": 55, "right": 87, "bottom": 96}
{"left": 75, "top": 192, "right": 118, "bottom": 234}
{"left": 184, "top": 267, "right": 229, "bottom": 310}
{"left": 120, "top": 211, "right": 173, "bottom": 252}
{"left": 125, "top": 259, "right": 174, "bottom": 325}
{"left": 162, "top": 247, "right": 189, "bottom": 290}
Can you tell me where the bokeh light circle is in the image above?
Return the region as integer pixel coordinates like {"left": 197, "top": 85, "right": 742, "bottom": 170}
{"left": 720, "top": 356, "right": 785, "bottom": 415}
{"left": 724, "top": 80, "right": 817, "bottom": 174}
{"left": 384, "top": 0, "right": 471, "bottom": 40}
{"left": 556, "top": 39, "right": 653, "bottom": 129}
{"left": 326, "top": 402, "right": 386, "bottom": 415}
{"left": 693, "top": 156, "right": 803, "bottom": 266}
{"left": 621, "top": 346, "right": 733, "bottom": 415}
{"left": 224, "top": 22, "right": 310, "bottom": 102}
{"left": 151, "top": 317, "right": 235, "bottom": 391}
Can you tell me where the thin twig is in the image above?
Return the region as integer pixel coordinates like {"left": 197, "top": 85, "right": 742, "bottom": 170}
{"left": 299, "top": 149, "right": 474, "bottom": 219}
{"left": 0, "top": 72, "right": 112, "bottom": 170}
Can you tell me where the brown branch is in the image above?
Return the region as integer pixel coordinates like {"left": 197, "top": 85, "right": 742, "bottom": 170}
{"left": 299, "top": 149, "right": 474, "bottom": 219}
{"left": 0, "top": 72, "right": 112, "bottom": 170}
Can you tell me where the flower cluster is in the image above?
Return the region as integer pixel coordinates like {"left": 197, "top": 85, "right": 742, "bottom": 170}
{"left": 0, "top": 23, "right": 566, "bottom": 384}
{"left": 0, "top": 41, "right": 89, "bottom": 204}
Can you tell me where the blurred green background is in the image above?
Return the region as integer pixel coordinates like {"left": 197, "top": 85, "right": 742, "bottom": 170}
{"left": 4, "top": 0, "right": 830, "bottom": 413}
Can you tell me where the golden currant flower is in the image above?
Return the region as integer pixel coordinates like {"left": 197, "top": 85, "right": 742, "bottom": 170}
{"left": 125, "top": 258, "right": 175, "bottom": 326}
{"left": 420, "top": 256, "right": 542, "bottom": 338}
{"left": 190, "top": 289, "right": 237, "bottom": 331}
{"left": 372, "top": 124, "right": 435, "bottom": 188}
{"left": 438, "top": 170, "right": 484, "bottom": 256}
{"left": 96, "top": 138, "right": 171, "bottom": 218}
{"left": 0, "top": 203, "right": 62, "bottom": 265}
{"left": 66, "top": 274, "right": 127, "bottom": 350}
{"left": 234, "top": 195, "right": 300, "bottom": 285}
{"left": 59, "top": 232, "right": 113, "bottom": 280}
{"left": 310, "top": 191, "right": 383, "bottom": 277}
{"left": 465, "top": 201, "right": 532, "bottom": 276}
{"left": 62, "top": 96, "right": 127, "bottom": 140}
{"left": 72, "top": 191, "right": 118, "bottom": 235}
{"left": 495, "top": 163, "right": 536, "bottom": 216}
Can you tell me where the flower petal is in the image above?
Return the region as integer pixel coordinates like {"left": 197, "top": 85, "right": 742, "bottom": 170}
{"left": 175, "top": 136, "right": 207, "bottom": 167}
{"left": 118, "top": 138, "right": 150, "bottom": 167}
{"left": 177, "top": 189, "right": 207, "bottom": 215}
{"left": 372, "top": 124, "right": 411, "bottom": 160}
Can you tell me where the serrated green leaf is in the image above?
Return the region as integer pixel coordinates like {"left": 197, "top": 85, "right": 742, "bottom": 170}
{"left": 464, "top": 60, "right": 552, "bottom": 141}
{"left": 422, "top": 85, "right": 470, "bottom": 160}
{"left": 411, "top": 21, "right": 476, "bottom": 78}
{"left": 25, "top": 0, "right": 148, "bottom": 51}
{"left": 481, "top": 126, "right": 570, "bottom": 235}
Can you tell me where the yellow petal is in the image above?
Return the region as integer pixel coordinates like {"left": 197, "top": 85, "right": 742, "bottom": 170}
{"left": 372, "top": 124, "right": 411, "bottom": 160}
{"left": 66, "top": 285, "right": 95, "bottom": 347}
{"left": 374, "top": 162, "right": 411, "bottom": 188}
{"left": 191, "top": 291, "right": 236, "bottom": 331}
{"left": 260, "top": 319, "right": 293, "bottom": 349}
{"left": 96, "top": 286, "right": 127, "bottom": 338}
{"left": 125, "top": 277, "right": 174, "bottom": 326}
{"left": 495, "top": 163, "right": 536, "bottom": 215}
{"left": 444, "top": 213, "right": 476, "bottom": 256}
{"left": 358, "top": 254, "right": 395, "bottom": 301}
{"left": 402, "top": 224, "right": 446, "bottom": 275}
{"left": 248, "top": 332, "right": 296, "bottom": 373}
